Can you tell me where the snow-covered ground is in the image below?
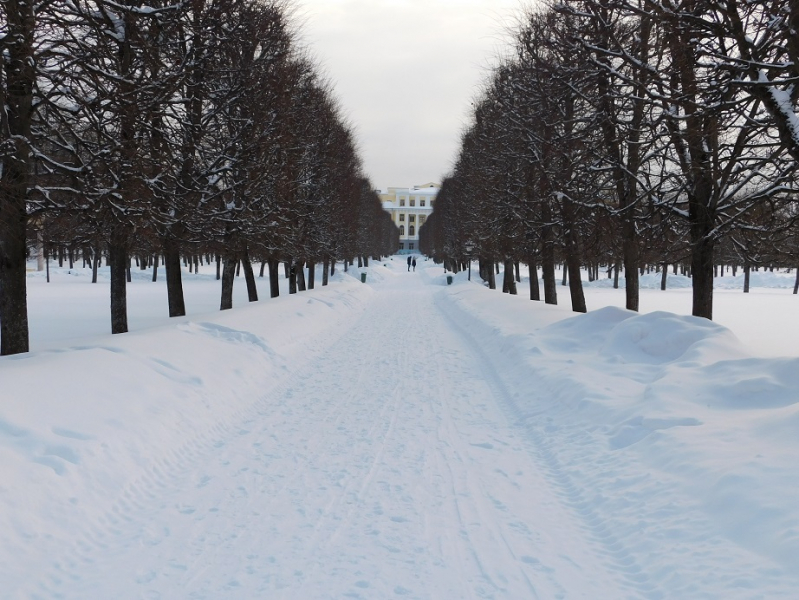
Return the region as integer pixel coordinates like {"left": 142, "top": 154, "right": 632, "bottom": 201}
{"left": 1, "top": 258, "right": 798, "bottom": 598}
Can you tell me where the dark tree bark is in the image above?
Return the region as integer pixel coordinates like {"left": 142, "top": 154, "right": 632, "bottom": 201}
{"left": 268, "top": 258, "right": 279, "bottom": 298}
{"left": 743, "top": 260, "right": 751, "bottom": 294}
{"left": 296, "top": 261, "right": 306, "bottom": 292}
{"left": 92, "top": 250, "right": 99, "bottom": 283}
{"left": 288, "top": 260, "right": 297, "bottom": 294}
{"left": 164, "top": 239, "right": 186, "bottom": 317}
{"left": 242, "top": 255, "right": 258, "bottom": 302}
{"left": 0, "top": 0, "right": 35, "bottom": 355}
{"left": 566, "top": 254, "right": 586, "bottom": 313}
{"left": 541, "top": 240, "right": 557, "bottom": 305}
{"left": 151, "top": 254, "right": 158, "bottom": 282}
{"left": 307, "top": 261, "right": 315, "bottom": 289}
{"left": 322, "top": 258, "right": 329, "bottom": 286}
{"left": 220, "top": 255, "right": 237, "bottom": 310}
{"left": 528, "top": 256, "right": 540, "bottom": 301}
{"left": 109, "top": 238, "right": 129, "bottom": 334}
{"left": 660, "top": 262, "right": 668, "bottom": 291}
{"left": 505, "top": 259, "right": 517, "bottom": 294}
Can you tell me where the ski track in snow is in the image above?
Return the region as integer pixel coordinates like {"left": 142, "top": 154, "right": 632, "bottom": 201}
{"left": 22, "top": 272, "right": 613, "bottom": 599}
{"left": 9, "top": 264, "right": 797, "bottom": 599}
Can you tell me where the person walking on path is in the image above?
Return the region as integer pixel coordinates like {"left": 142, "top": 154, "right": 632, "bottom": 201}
{"left": 412, "top": 258, "right": 417, "bottom": 272}
{"left": 407, "top": 256, "right": 412, "bottom": 271}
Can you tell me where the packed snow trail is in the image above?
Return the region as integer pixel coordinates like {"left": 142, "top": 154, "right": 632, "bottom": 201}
{"left": 27, "top": 267, "right": 624, "bottom": 599}
{"left": 9, "top": 260, "right": 799, "bottom": 599}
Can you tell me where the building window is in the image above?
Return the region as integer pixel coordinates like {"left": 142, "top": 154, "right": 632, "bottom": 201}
{"left": 410, "top": 199, "right": 415, "bottom": 207}
{"left": 420, "top": 199, "right": 426, "bottom": 207}
{"left": 399, "top": 243, "right": 404, "bottom": 250}
{"left": 400, "top": 198, "right": 405, "bottom": 206}
{"left": 409, "top": 215, "right": 415, "bottom": 223}
{"left": 409, "top": 225, "right": 415, "bottom": 236}
{"left": 399, "top": 225, "right": 405, "bottom": 236}
{"left": 399, "top": 214, "right": 405, "bottom": 222}
{"left": 419, "top": 215, "right": 426, "bottom": 224}
{"left": 409, "top": 243, "right": 415, "bottom": 250}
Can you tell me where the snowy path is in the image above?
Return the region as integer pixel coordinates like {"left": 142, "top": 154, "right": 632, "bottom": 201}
{"left": 28, "top": 270, "right": 626, "bottom": 599}
{"left": 8, "top": 262, "right": 799, "bottom": 599}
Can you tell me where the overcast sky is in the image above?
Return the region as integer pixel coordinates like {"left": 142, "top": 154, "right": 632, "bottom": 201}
{"left": 296, "top": 0, "right": 524, "bottom": 189}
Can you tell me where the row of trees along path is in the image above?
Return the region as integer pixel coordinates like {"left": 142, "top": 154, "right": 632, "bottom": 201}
{"left": 420, "top": 0, "right": 799, "bottom": 318}
{"left": 0, "top": 0, "right": 399, "bottom": 356}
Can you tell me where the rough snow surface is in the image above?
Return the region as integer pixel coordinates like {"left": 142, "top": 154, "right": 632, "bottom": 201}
{"left": 1, "top": 259, "right": 798, "bottom": 598}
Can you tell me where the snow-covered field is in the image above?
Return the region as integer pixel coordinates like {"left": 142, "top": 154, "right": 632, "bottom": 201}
{"left": 1, "top": 258, "right": 798, "bottom": 598}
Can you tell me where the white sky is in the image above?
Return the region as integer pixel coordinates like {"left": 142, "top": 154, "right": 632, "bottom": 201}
{"left": 296, "top": 0, "right": 525, "bottom": 189}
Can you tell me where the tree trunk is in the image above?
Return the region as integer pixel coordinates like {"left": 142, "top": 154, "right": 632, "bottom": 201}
{"left": 109, "top": 238, "right": 129, "bottom": 334}
{"left": 504, "top": 259, "right": 517, "bottom": 295}
{"left": 743, "top": 261, "right": 751, "bottom": 293}
{"left": 92, "top": 251, "right": 99, "bottom": 284}
{"left": 566, "top": 255, "right": 586, "bottom": 313}
{"left": 215, "top": 254, "right": 221, "bottom": 280}
{"left": 562, "top": 265, "right": 568, "bottom": 286}
{"left": 259, "top": 261, "right": 266, "bottom": 277}
{"left": 220, "top": 255, "right": 237, "bottom": 310}
{"left": 289, "top": 260, "right": 297, "bottom": 294}
{"left": 0, "top": 231, "right": 30, "bottom": 355}
{"left": 541, "top": 249, "right": 557, "bottom": 306}
{"left": 164, "top": 240, "right": 186, "bottom": 317}
{"left": 528, "top": 256, "right": 540, "bottom": 301}
{"left": 0, "top": 0, "right": 35, "bottom": 354}
{"left": 242, "top": 255, "right": 258, "bottom": 302}
{"left": 660, "top": 262, "right": 668, "bottom": 291}
{"left": 793, "top": 267, "right": 799, "bottom": 295}
{"left": 623, "top": 231, "right": 640, "bottom": 311}
{"left": 297, "top": 261, "right": 307, "bottom": 292}
{"left": 307, "top": 261, "right": 315, "bottom": 289}
{"left": 613, "top": 262, "right": 620, "bottom": 289}
{"left": 152, "top": 254, "right": 158, "bottom": 282}
{"left": 330, "top": 259, "right": 335, "bottom": 277}
{"left": 322, "top": 258, "right": 329, "bottom": 286}
{"left": 690, "top": 232, "right": 715, "bottom": 318}
{"left": 268, "top": 259, "right": 280, "bottom": 298}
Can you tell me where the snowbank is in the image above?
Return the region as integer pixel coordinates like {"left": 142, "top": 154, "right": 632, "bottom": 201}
{"left": 438, "top": 268, "right": 799, "bottom": 594}
{"left": 0, "top": 270, "right": 373, "bottom": 592}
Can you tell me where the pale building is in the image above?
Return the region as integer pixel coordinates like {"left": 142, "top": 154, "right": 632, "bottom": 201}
{"left": 379, "top": 182, "right": 439, "bottom": 254}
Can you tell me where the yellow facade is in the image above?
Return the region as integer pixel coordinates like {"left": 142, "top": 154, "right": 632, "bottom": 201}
{"left": 380, "top": 183, "right": 439, "bottom": 254}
